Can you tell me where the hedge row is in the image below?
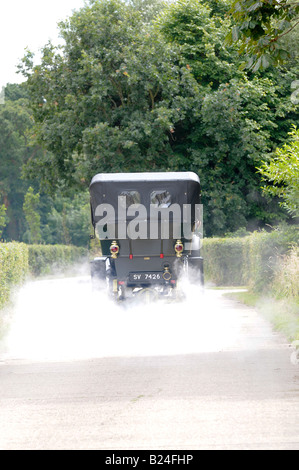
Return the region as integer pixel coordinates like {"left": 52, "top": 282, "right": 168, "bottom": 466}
{"left": 1, "top": 228, "right": 298, "bottom": 309}
{"left": 202, "top": 226, "right": 299, "bottom": 297}
{"left": 202, "top": 237, "right": 245, "bottom": 287}
{"left": 28, "top": 245, "right": 87, "bottom": 276}
{"left": 0, "top": 243, "right": 86, "bottom": 309}
{"left": 271, "top": 246, "right": 299, "bottom": 300}
{"left": 0, "top": 243, "right": 29, "bottom": 309}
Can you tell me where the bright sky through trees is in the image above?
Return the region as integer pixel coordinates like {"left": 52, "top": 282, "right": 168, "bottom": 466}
{"left": 0, "top": 0, "right": 85, "bottom": 87}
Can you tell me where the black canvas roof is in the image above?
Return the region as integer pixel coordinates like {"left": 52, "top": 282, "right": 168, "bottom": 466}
{"left": 89, "top": 171, "right": 201, "bottom": 228}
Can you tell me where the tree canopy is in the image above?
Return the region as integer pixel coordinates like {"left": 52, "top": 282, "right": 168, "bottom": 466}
{"left": 2, "top": 0, "right": 297, "bottom": 238}
{"left": 227, "top": 0, "right": 299, "bottom": 71}
{"left": 20, "top": 0, "right": 200, "bottom": 191}
{"left": 0, "top": 86, "right": 33, "bottom": 239}
{"left": 0, "top": 84, "right": 90, "bottom": 245}
{"left": 258, "top": 126, "right": 299, "bottom": 217}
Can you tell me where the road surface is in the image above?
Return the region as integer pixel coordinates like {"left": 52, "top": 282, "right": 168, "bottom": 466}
{"left": 0, "top": 274, "right": 298, "bottom": 450}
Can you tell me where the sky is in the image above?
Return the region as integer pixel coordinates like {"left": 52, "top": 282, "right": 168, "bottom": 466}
{"left": 0, "top": 0, "right": 86, "bottom": 88}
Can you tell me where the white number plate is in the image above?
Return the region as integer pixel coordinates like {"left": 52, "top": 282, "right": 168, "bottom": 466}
{"left": 129, "top": 272, "right": 163, "bottom": 282}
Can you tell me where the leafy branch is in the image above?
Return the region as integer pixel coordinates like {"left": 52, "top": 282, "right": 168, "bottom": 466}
{"left": 226, "top": 0, "right": 299, "bottom": 70}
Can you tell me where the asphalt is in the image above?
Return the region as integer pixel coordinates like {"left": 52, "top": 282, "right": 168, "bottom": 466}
{"left": 0, "top": 277, "right": 298, "bottom": 450}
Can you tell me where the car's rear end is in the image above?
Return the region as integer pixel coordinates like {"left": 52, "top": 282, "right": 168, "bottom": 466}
{"left": 89, "top": 172, "right": 203, "bottom": 300}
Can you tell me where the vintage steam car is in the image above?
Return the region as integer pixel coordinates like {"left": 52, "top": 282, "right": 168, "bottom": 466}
{"left": 89, "top": 172, "right": 203, "bottom": 301}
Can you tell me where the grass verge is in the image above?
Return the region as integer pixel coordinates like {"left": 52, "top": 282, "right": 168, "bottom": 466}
{"left": 224, "top": 289, "right": 299, "bottom": 343}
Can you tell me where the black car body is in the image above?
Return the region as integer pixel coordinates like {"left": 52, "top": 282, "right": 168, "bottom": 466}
{"left": 89, "top": 172, "right": 203, "bottom": 300}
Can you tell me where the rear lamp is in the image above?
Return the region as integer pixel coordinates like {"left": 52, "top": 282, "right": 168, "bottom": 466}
{"left": 174, "top": 239, "right": 183, "bottom": 257}
{"left": 110, "top": 240, "right": 119, "bottom": 259}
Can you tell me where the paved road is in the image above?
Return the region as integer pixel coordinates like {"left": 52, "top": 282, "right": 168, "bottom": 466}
{"left": 0, "top": 276, "right": 298, "bottom": 450}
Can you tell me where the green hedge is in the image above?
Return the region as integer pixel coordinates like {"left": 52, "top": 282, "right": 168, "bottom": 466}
{"left": 271, "top": 246, "right": 299, "bottom": 300}
{"left": 242, "top": 228, "right": 299, "bottom": 292}
{"left": 28, "top": 245, "right": 86, "bottom": 276}
{"left": 0, "top": 243, "right": 87, "bottom": 309}
{"left": 202, "top": 237, "right": 246, "bottom": 286}
{"left": 0, "top": 243, "right": 29, "bottom": 309}
{"left": 202, "top": 226, "right": 299, "bottom": 296}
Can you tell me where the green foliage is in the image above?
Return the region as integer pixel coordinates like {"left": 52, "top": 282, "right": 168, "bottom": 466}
{"left": 0, "top": 205, "right": 7, "bottom": 238}
{"left": 5, "top": 82, "right": 29, "bottom": 101}
{"left": 23, "top": 187, "right": 41, "bottom": 244}
{"left": 227, "top": 0, "right": 299, "bottom": 71}
{"left": 0, "top": 83, "right": 54, "bottom": 242}
{"left": 20, "top": 0, "right": 199, "bottom": 190}
{"left": 0, "top": 84, "right": 105, "bottom": 245}
{"left": 188, "top": 76, "right": 286, "bottom": 233}
{"left": 0, "top": 242, "right": 87, "bottom": 309}
{"left": 28, "top": 244, "right": 87, "bottom": 276}
{"left": 156, "top": 0, "right": 241, "bottom": 86}
{"left": 258, "top": 126, "right": 299, "bottom": 217}
{"left": 0, "top": 243, "right": 29, "bottom": 309}
{"left": 128, "top": 0, "right": 165, "bottom": 22}
{"left": 225, "top": 290, "right": 299, "bottom": 342}
{"left": 15, "top": 0, "right": 298, "bottom": 238}
{"left": 202, "top": 236, "right": 247, "bottom": 285}
{"left": 203, "top": 226, "right": 299, "bottom": 294}
{"left": 42, "top": 191, "right": 91, "bottom": 247}
{"left": 242, "top": 227, "right": 299, "bottom": 291}
{"left": 155, "top": 0, "right": 296, "bottom": 234}
{"left": 271, "top": 246, "right": 299, "bottom": 300}
{"left": 0, "top": 94, "right": 33, "bottom": 240}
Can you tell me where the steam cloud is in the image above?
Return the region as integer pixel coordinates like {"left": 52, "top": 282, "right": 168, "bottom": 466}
{"left": 0, "top": 264, "right": 273, "bottom": 362}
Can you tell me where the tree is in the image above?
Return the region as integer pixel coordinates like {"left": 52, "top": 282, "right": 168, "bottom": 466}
{"left": 0, "top": 87, "right": 33, "bottom": 240}
{"left": 23, "top": 187, "right": 41, "bottom": 244}
{"left": 18, "top": 0, "right": 298, "bottom": 236}
{"left": 185, "top": 76, "right": 286, "bottom": 232}
{"left": 258, "top": 126, "right": 299, "bottom": 217}
{"left": 20, "top": 0, "right": 199, "bottom": 191}
{"left": 226, "top": 0, "right": 299, "bottom": 71}
{"left": 156, "top": 0, "right": 290, "bottom": 233}
{"left": 0, "top": 205, "right": 7, "bottom": 239}
{"left": 41, "top": 192, "right": 91, "bottom": 246}
{"left": 128, "top": 0, "right": 165, "bottom": 22}
{"left": 156, "top": 0, "right": 242, "bottom": 87}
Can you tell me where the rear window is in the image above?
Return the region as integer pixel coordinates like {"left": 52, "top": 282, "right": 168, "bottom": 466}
{"left": 119, "top": 190, "right": 141, "bottom": 209}
{"left": 150, "top": 190, "right": 172, "bottom": 208}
